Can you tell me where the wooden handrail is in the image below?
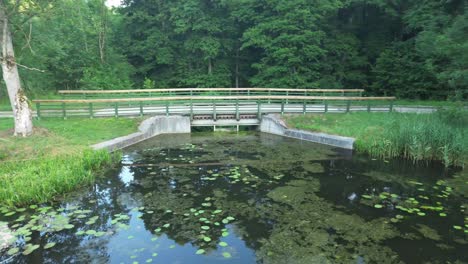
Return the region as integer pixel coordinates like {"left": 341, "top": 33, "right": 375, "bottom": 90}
{"left": 57, "top": 88, "right": 365, "bottom": 94}
{"left": 34, "top": 96, "right": 395, "bottom": 104}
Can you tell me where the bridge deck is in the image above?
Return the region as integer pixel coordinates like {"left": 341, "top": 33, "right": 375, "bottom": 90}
{"left": 32, "top": 89, "right": 395, "bottom": 120}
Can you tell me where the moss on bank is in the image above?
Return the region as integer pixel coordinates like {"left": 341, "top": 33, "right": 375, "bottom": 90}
{"left": 0, "top": 117, "right": 141, "bottom": 206}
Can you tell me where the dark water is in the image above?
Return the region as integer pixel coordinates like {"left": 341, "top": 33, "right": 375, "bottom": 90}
{"left": 1, "top": 132, "right": 467, "bottom": 264}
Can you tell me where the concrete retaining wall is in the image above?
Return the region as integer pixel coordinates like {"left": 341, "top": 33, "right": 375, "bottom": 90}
{"left": 259, "top": 114, "right": 355, "bottom": 150}
{"left": 92, "top": 116, "right": 191, "bottom": 151}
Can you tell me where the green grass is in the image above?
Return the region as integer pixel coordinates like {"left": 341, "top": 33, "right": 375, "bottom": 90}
{"left": 0, "top": 117, "right": 141, "bottom": 206}
{"left": 0, "top": 150, "right": 114, "bottom": 206}
{"left": 284, "top": 110, "right": 467, "bottom": 167}
{"left": 0, "top": 98, "right": 11, "bottom": 111}
{"left": 394, "top": 100, "right": 466, "bottom": 107}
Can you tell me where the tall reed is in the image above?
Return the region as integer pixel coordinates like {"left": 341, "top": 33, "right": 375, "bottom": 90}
{"left": 355, "top": 109, "right": 467, "bottom": 167}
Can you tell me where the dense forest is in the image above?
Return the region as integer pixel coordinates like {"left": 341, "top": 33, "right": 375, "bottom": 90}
{"left": 1, "top": 0, "right": 467, "bottom": 100}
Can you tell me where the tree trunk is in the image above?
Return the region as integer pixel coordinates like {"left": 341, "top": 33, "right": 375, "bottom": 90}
{"left": 0, "top": 5, "right": 33, "bottom": 136}
{"left": 208, "top": 58, "right": 212, "bottom": 75}
{"left": 98, "top": 0, "right": 107, "bottom": 63}
{"left": 235, "top": 48, "right": 240, "bottom": 88}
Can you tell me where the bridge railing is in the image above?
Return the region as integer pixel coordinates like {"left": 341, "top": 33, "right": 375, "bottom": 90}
{"left": 32, "top": 95, "right": 396, "bottom": 119}
{"left": 58, "top": 88, "right": 365, "bottom": 99}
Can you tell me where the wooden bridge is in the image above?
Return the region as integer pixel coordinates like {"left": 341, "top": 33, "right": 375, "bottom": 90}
{"left": 32, "top": 88, "right": 395, "bottom": 126}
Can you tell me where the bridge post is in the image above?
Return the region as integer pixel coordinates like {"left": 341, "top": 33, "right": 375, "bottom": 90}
{"left": 303, "top": 100, "right": 306, "bottom": 115}
{"left": 346, "top": 100, "right": 351, "bottom": 113}
{"left": 114, "top": 102, "right": 119, "bottom": 117}
{"left": 257, "top": 100, "right": 262, "bottom": 119}
{"left": 190, "top": 101, "right": 194, "bottom": 120}
{"left": 281, "top": 100, "right": 285, "bottom": 115}
{"left": 36, "top": 102, "right": 41, "bottom": 120}
{"left": 389, "top": 101, "right": 394, "bottom": 112}
{"left": 367, "top": 102, "right": 371, "bottom": 112}
{"left": 325, "top": 101, "right": 328, "bottom": 113}
{"left": 213, "top": 100, "right": 217, "bottom": 121}
{"left": 62, "top": 102, "right": 67, "bottom": 120}
{"left": 165, "top": 102, "right": 169, "bottom": 116}
{"left": 236, "top": 99, "right": 239, "bottom": 121}
{"left": 89, "top": 103, "right": 94, "bottom": 118}
{"left": 139, "top": 101, "right": 144, "bottom": 117}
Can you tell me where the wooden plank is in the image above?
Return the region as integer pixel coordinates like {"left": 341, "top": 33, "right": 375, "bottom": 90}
{"left": 58, "top": 88, "right": 365, "bottom": 94}
{"left": 33, "top": 96, "right": 396, "bottom": 104}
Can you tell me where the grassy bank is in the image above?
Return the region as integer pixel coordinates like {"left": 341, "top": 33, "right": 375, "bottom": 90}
{"left": 0, "top": 117, "right": 141, "bottom": 206}
{"left": 284, "top": 110, "right": 467, "bottom": 167}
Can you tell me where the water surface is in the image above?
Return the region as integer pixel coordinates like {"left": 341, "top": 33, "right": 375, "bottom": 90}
{"left": 1, "top": 132, "right": 467, "bottom": 263}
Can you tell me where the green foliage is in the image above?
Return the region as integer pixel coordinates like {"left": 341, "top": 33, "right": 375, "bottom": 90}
{"left": 11, "top": 0, "right": 135, "bottom": 93}
{"left": 143, "top": 78, "right": 155, "bottom": 89}
{"left": 80, "top": 62, "right": 134, "bottom": 90}
{"left": 1, "top": 0, "right": 464, "bottom": 100}
{"left": 371, "top": 42, "right": 439, "bottom": 99}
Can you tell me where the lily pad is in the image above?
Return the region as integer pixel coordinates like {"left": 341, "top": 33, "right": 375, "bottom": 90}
{"left": 7, "top": 247, "right": 20, "bottom": 255}
{"left": 219, "top": 242, "right": 228, "bottom": 247}
{"left": 95, "top": 231, "right": 106, "bottom": 237}
{"left": 196, "top": 249, "right": 205, "bottom": 255}
{"left": 23, "top": 244, "right": 40, "bottom": 255}
{"left": 203, "top": 236, "right": 211, "bottom": 242}
{"left": 44, "top": 242, "right": 56, "bottom": 249}
{"left": 85, "top": 230, "right": 97, "bottom": 235}
{"left": 374, "top": 204, "right": 383, "bottom": 209}
{"left": 222, "top": 252, "right": 232, "bottom": 258}
{"left": 4, "top": 211, "right": 15, "bottom": 217}
{"left": 222, "top": 231, "right": 229, "bottom": 237}
{"left": 201, "top": 226, "right": 210, "bottom": 230}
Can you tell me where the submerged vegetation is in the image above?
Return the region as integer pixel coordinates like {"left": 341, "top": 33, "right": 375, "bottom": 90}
{"left": 285, "top": 110, "right": 468, "bottom": 167}
{"left": 0, "top": 118, "right": 140, "bottom": 206}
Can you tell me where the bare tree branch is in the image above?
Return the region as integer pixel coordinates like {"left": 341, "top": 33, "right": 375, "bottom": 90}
{"left": 16, "top": 61, "right": 44, "bottom": 72}
{"left": 19, "top": 22, "right": 34, "bottom": 54}
{"left": 0, "top": 56, "right": 45, "bottom": 72}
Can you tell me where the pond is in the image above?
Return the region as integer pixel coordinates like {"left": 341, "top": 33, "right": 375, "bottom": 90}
{"left": 1, "top": 132, "right": 467, "bottom": 263}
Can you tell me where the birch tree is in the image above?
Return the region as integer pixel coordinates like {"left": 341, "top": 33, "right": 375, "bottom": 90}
{"left": 0, "top": 1, "right": 33, "bottom": 136}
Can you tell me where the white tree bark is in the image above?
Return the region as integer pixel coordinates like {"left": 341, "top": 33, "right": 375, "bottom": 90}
{"left": 0, "top": 4, "right": 33, "bottom": 137}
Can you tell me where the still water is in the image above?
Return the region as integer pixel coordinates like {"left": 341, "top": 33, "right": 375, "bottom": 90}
{"left": 1, "top": 132, "right": 467, "bottom": 264}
